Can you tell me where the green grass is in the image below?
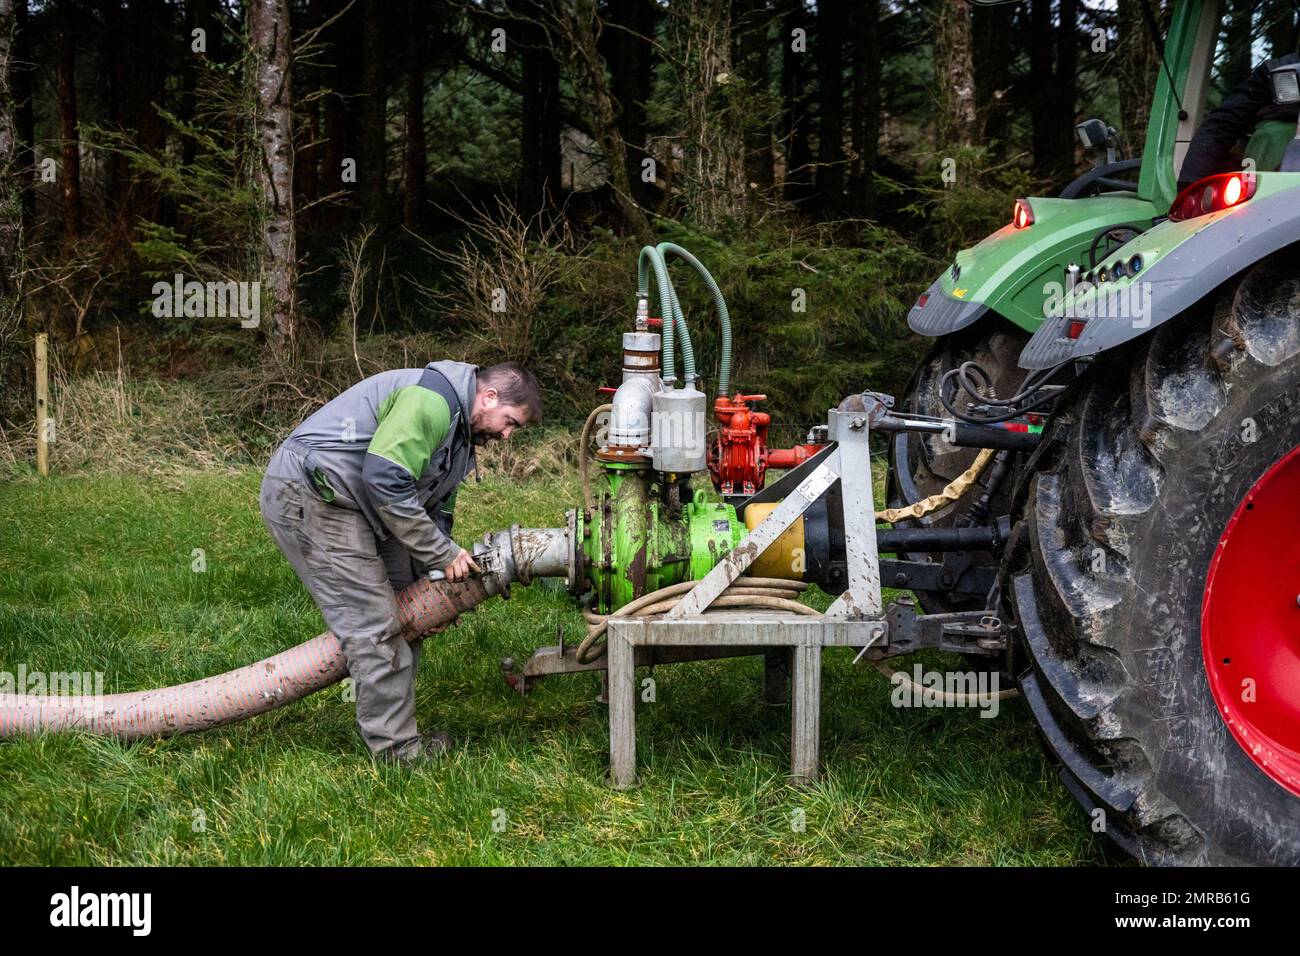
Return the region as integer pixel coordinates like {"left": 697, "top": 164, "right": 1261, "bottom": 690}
{"left": 0, "top": 467, "right": 1110, "bottom": 865}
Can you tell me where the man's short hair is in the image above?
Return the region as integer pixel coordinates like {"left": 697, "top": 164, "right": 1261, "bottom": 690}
{"left": 478, "top": 362, "right": 543, "bottom": 423}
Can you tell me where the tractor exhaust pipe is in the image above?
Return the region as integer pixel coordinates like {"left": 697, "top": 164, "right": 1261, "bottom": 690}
{"left": 0, "top": 524, "right": 574, "bottom": 740}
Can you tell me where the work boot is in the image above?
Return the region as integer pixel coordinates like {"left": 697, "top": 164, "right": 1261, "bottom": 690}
{"left": 385, "top": 730, "right": 455, "bottom": 768}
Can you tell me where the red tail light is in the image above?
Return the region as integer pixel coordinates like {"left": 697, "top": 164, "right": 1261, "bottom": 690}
{"left": 1067, "top": 319, "right": 1087, "bottom": 340}
{"left": 1169, "top": 172, "right": 1257, "bottom": 222}
{"left": 1012, "top": 198, "right": 1034, "bottom": 229}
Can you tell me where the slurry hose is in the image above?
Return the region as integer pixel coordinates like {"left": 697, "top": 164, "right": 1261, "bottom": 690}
{"left": 656, "top": 242, "right": 732, "bottom": 397}
{"left": 637, "top": 245, "right": 696, "bottom": 385}
{"left": 0, "top": 526, "right": 572, "bottom": 740}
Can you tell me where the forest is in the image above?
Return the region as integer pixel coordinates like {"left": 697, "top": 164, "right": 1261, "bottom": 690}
{"left": 0, "top": 0, "right": 1293, "bottom": 468}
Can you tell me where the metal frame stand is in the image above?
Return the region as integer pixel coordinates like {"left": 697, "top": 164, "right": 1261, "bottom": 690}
{"left": 607, "top": 403, "right": 888, "bottom": 788}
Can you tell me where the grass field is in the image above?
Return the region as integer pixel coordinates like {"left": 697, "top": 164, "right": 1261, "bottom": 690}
{"left": 0, "top": 466, "right": 1111, "bottom": 865}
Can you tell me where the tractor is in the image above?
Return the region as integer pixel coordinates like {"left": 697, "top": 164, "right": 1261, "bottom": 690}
{"left": 893, "top": 0, "right": 1300, "bottom": 864}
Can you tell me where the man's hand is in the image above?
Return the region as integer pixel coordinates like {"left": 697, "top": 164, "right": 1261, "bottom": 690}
{"left": 444, "top": 548, "right": 482, "bottom": 582}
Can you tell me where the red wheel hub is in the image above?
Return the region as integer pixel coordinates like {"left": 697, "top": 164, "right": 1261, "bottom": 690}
{"left": 1202, "top": 444, "right": 1300, "bottom": 796}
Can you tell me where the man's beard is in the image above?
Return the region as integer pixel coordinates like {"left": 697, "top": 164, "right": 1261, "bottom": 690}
{"left": 471, "top": 431, "right": 492, "bottom": 446}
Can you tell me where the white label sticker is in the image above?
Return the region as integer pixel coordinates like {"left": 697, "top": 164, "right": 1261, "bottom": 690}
{"left": 795, "top": 467, "right": 835, "bottom": 503}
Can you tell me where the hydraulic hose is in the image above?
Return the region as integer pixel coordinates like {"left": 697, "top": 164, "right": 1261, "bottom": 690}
{"left": 656, "top": 242, "right": 733, "bottom": 396}
{"left": 579, "top": 403, "right": 613, "bottom": 517}
{"left": 0, "top": 562, "right": 507, "bottom": 739}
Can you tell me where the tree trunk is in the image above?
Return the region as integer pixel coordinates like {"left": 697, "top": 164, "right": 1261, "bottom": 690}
{"left": 933, "top": 0, "right": 976, "bottom": 148}
{"left": 249, "top": 0, "right": 297, "bottom": 347}
{"left": 12, "top": 0, "right": 32, "bottom": 232}
{"left": 1223, "top": 0, "right": 1256, "bottom": 91}
{"left": 607, "top": 0, "right": 656, "bottom": 205}
{"left": 99, "top": 0, "right": 129, "bottom": 207}
{"left": 519, "top": 15, "right": 560, "bottom": 216}
{"left": 1116, "top": 0, "right": 1163, "bottom": 154}
{"left": 815, "top": 0, "right": 845, "bottom": 206}
{"left": 1, "top": 0, "right": 20, "bottom": 279}
{"left": 566, "top": 0, "right": 653, "bottom": 241}
{"left": 1264, "top": 0, "right": 1298, "bottom": 57}
{"left": 57, "top": 1, "right": 81, "bottom": 240}
{"left": 126, "top": 0, "right": 170, "bottom": 225}
{"left": 322, "top": 0, "right": 354, "bottom": 228}
{"left": 733, "top": 0, "right": 773, "bottom": 190}
{"left": 673, "top": 0, "right": 750, "bottom": 227}
{"left": 848, "top": 0, "right": 879, "bottom": 216}
{"left": 1028, "top": 0, "right": 1055, "bottom": 179}
{"left": 782, "top": 0, "right": 813, "bottom": 204}
{"left": 972, "top": 0, "right": 1012, "bottom": 153}
{"left": 1055, "top": 0, "right": 1078, "bottom": 178}
{"left": 359, "top": 0, "right": 385, "bottom": 224}
{"left": 403, "top": 0, "right": 425, "bottom": 229}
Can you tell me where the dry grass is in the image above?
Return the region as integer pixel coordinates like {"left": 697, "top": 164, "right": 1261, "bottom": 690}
{"left": 0, "top": 331, "right": 592, "bottom": 482}
{"left": 410, "top": 197, "right": 589, "bottom": 364}
{"left": 10, "top": 342, "right": 248, "bottom": 478}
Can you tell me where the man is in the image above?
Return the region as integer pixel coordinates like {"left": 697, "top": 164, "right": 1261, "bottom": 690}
{"left": 259, "top": 360, "right": 542, "bottom": 764}
{"left": 1178, "top": 51, "right": 1300, "bottom": 190}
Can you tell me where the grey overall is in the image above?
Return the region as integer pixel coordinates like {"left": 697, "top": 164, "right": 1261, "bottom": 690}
{"left": 260, "top": 444, "right": 427, "bottom": 759}
{"left": 259, "top": 361, "right": 478, "bottom": 760}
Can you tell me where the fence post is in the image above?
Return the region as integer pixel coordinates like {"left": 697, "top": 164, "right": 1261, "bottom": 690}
{"left": 35, "top": 333, "right": 48, "bottom": 476}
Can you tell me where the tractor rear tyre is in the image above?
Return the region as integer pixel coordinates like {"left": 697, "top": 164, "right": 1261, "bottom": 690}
{"left": 1001, "top": 252, "right": 1300, "bottom": 865}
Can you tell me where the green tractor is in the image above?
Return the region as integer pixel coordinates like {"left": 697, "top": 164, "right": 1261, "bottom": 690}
{"left": 894, "top": 0, "right": 1300, "bottom": 864}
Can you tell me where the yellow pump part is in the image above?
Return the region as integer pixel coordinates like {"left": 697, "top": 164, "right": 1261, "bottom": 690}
{"left": 743, "top": 504, "right": 807, "bottom": 580}
{"left": 744, "top": 447, "right": 996, "bottom": 579}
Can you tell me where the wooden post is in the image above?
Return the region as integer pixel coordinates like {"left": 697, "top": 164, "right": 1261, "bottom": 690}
{"left": 35, "top": 333, "right": 48, "bottom": 476}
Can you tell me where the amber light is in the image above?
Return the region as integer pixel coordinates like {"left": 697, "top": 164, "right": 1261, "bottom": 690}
{"left": 1013, "top": 199, "right": 1034, "bottom": 229}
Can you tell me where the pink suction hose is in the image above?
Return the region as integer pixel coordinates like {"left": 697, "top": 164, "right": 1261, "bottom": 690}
{"left": 0, "top": 575, "right": 491, "bottom": 740}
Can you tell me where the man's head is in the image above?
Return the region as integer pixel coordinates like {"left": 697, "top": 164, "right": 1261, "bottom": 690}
{"left": 470, "top": 362, "right": 543, "bottom": 445}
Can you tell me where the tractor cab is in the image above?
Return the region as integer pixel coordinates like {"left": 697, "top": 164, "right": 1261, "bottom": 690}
{"left": 908, "top": 0, "right": 1300, "bottom": 368}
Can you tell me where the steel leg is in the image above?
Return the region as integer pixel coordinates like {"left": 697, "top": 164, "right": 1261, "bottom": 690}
{"left": 790, "top": 643, "right": 821, "bottom": 785}
{"left": 607, "top": 627, "right": 638, "bottom": 788}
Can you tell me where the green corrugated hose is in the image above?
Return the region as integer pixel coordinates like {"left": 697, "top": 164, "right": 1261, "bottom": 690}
{"left": 656, "top": 242, "right": 733, "bottom": 397}
{"left": 637, "top": 245, "right": 696, "bottom": 385}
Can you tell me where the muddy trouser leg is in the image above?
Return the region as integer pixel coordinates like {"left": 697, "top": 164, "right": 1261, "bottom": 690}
{"left": 376, "top": 535, "right": 424, "bottom": 696}
{"left": 259, "top": 451, "right": 421, "bottom": 761}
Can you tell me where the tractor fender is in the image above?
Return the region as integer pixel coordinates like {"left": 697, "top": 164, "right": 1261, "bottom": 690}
{"left": 1018, "top": 177, "right": 1300, "bottom": 369}
{"left": 906, "top": 279, "right": 988, "bottom": 336}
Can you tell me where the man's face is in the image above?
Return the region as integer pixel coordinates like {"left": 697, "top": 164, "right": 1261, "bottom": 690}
{"left": 470, "top": 387, "right": 529, "bottom": 446}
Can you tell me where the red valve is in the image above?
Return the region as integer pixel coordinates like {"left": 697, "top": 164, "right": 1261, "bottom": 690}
{"left": 706, "top": 393, "right": 823, "bottom": 496}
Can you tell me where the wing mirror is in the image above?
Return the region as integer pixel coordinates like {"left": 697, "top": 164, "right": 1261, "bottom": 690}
{"left": 1076, "top": 118, "right": 1118, "bottom": 167}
